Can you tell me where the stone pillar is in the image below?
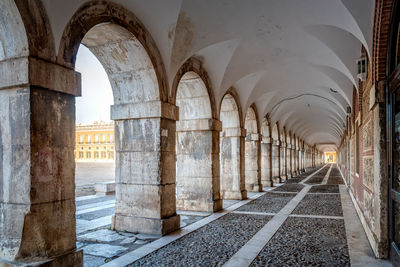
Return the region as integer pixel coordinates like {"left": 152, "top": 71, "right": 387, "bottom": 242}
{"left": 245, "top": 133, "right": 262, "bottom": 191}
{"left": 296, "top": 148, "right": 300, "bottom": 174}
{"left": 280, "top": 141, "right": 287, "bottom": 181}
{"left": 291, "top": 146, "right": 296, "bottom": 177}
{"left": 220, "top": 127, "right": 247, "bottom": 199}
{"left": 0, "top": 57, "right": 83, "bottom": 265}
{"left": 286, "top": 144, "right": 292, "bottom": 178}
{"left": 271, "top": 139, "right": 281, "bottom": 182}
{"left": 111, "top": 101, "right": 180, "bottom": 235}
{"left": 261, "top": 136, "right": 273, "bottom": 187}
{"left": 176, "top": 119, "right": 223, "bottom": 212}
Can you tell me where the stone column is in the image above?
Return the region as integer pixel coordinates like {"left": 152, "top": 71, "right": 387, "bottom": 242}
{"left": 280, "top": 141, "right": 287, "bottom": 181}
{"left": 291, "top": 146, "right": 296, "bottom": 177}
{"left": 271, "top": 139, "right": 281, "bottom": 183}
{"left": 0, "top": 57, "right": 83, "bottom": 265}
{"left": 261, "top": 136, "right": 273, "bottom": 187}
{"left": 286, "top": 144, "right": 292, "bottom": 178}
{"left": 296, "top": 147, "right": 301, "bottom": 174}
{"left": 220, "top": 127, "right": 247, "bottom": 199}
{"left": 111, "top": 101, "right": 180, "bottom": 235}
{"left": 245, "top": 133, "right": 262, "bottom": 191}
{"left": 176, "top": 118, "right": 222, "bottom": 212}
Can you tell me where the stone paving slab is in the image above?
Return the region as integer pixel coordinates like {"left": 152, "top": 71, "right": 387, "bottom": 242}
{"left": 236, "top": 192, "right": 296, "bottom": 213}
{"left": 309, "top": 185, "right": 340, "bottom": 194}
{"left": 272, "top": 183, "right": 304, "bottom": 192}
{"left": 292, "top": 194, "right": 343, "bottom": 216}
{"left": 250, "top": 217, "right": 350, "bottom": 266}
{"left": 77, "top": 207, "right": 115, "bottom": 221}
{"left": 83, "top": 243, "right": 128, "bottom": 258}
{"left": 128, "top": 213, "right": 272, "bottom": 267}
{"left": 76, "top": 195, "right": 115, "bottom": 206}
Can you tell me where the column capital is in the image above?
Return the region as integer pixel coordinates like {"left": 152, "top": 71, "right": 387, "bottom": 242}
{"left": 111, "top": 101, "right": 179, "bottom": 121}
{"left": 0, "top": 56, "right": 81, "bottom": 96}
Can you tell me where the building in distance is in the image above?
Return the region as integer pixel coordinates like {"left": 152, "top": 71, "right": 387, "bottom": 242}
{"left": 75, "top": 121, "right": 115, "bottom": 162}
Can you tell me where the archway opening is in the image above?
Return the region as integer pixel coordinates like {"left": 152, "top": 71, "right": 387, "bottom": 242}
{"left": 71, "top": 22, "right": 164, "bottom": 264}
{"left": 175, "top": 71, "right": 221, "bottom": 212}
{"left": 220, "top": 94, "right": 246, "bottom": 200}
{"left": 74, "top": 45, "right": 115, "bottom": 198}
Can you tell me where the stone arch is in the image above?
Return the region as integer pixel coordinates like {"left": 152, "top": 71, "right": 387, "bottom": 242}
{"left": 57, "top": 0, "right": 168, "bottom": 102}
{"left": 219, "top": 89, "right": 246, "bottom": 200}
{"left": 171, "top": 57, "right": 218, "bottom": 119}
{"left": 173, "top": 58, "right": 221, "bottom": 212}
{"left": 57, "top": 2, "right": 180, "bottom": 237}
{"left": 271, "top": 123, "right": 281, "bottom": 182}
{"left": 244, "top": 105, "right": 262, "bottom": 191}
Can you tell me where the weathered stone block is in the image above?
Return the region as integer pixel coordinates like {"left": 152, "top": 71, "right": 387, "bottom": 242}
{"left": 116, "top": 151, "right": 174, "bottom": 185}
{"left": 115, "top": 183, "right": 176, "bottom": 218}
{"left": 112, "top": 214, "right": 180, "bottom": 236}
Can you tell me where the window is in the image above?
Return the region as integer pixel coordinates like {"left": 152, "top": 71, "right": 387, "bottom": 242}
{"left": 88, "top": 147, "right": 91, "bottom": 150}
{"left": 94, "top": 152, "right": 99, "bottom": 159}
{"left": 79, "top": 152, "right": 84, "bottom": 158}
{"left": 108, "top": 151, "right": 114, "bottom": 159}
{"left": 86, "top": 152, "right": 91, "bottom": 158}
{"left": 101, "top": 151, "right": 106, "bottom": 158}
{"left": 87, "top": 135, "right": 91, "bottom": 143}
{"left": 79, "top": 135, "right": 84, "bottom": 143}
{"left": 110, "top": 134, "right": 114, "bottom": 142}
{"left": 95, "top": 134, "right": 99, "bottom": 142}
{"left": 102, "top": 134, "right": 107, "bottom": 142}
{"left": 96, "top": 147, "right": 99, "bottom": 150}
{"left": 81, "top": 147, "right": 84, "bottom": 150}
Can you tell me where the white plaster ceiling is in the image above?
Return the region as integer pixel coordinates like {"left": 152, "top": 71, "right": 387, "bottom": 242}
{"left": 42, "top": 0, "right": 375, "bottom": 151}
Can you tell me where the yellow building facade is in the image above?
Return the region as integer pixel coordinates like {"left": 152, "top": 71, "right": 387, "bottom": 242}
{"left": 75, "top": 122, "right": 115, "bottom": 162}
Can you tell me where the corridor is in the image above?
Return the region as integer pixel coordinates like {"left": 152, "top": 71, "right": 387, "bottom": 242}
{"left": 75, "top": 165, "right": 390, "bottom": 266}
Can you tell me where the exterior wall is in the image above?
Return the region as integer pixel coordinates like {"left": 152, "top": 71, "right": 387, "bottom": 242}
{"left": 337, "top": 61, "right": 388, "bottom": 258}
{"left": 75, "top": 122, "right": 115, "bottom": 162}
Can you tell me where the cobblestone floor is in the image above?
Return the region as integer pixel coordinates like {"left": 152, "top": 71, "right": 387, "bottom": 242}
{"left": 76, "top": 164, "right": 387, "bottom": 266}
{"left": 272, "top": 183, "right": 304, "bottom": 192}
{"left": 293, "top": 194, "right": 343, "bottom": 216}
{"left": 129, "top": 213, "right": 272, "bottom": 267}
{"left": 250, "top": 217, "right": 350, "bottom": 266}
{"left": 236, "top": 192, "right": 296, "bottom": 213}
{"left": 309, "top": 184, "right": 340, "bottom": 193}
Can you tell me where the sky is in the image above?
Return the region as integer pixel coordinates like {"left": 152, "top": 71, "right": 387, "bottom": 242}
{"left": 75, "top": 45, "right": 114, "bottom": 124}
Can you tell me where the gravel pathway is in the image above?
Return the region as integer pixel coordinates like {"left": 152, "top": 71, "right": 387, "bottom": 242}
{"left": 292, "top": 194, "right": 343, "bottom": 216}
{"left": 309, "top": 185, "right": 340, "bottom": 194}
{"left": 129, "top": 213, "right": 272, "bottom": 267}
{"left": 250, "top": 217, "right": 350, "bottom": 266}
{"left": 236, "top": 192, "right": 296, "bottom": 213}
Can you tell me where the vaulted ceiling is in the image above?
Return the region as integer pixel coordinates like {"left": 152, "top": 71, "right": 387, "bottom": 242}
{"left": 42, "top": 0, "right": 374, "bottom": 151}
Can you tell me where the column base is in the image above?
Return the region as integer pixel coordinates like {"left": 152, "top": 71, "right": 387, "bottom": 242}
{"left": 111, "top": 214, "right": 180, "bottom": 236}
{"left": 0, "top": 250, "right": 83, "bottom": 267}
{"left": 272, "top": 176, "right": 282, "bottom": 183}
{"left": 177, "top": 199, "right": 223, "bottom": 213}
{"left": 261, "top": 179, "right": 274, "bottom": 187}
{"left": 245, "top": 184, "right": 263, "bottom": 192}
{"left": 221, "top": 190, "right": 247, "bottom": 200}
